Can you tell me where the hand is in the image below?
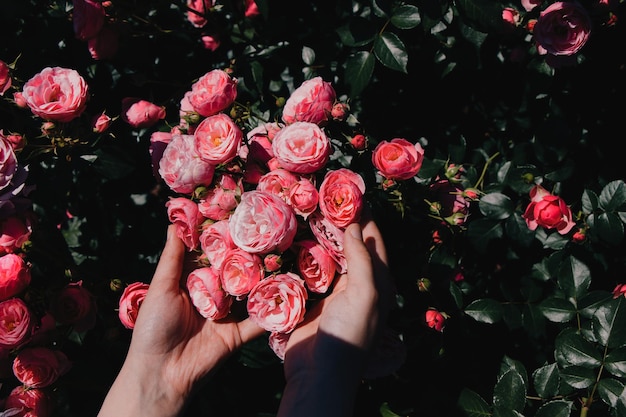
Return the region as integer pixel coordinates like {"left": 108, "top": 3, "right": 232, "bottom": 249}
{"left": 98, "top": 225, "right": 264, "bottom": 417}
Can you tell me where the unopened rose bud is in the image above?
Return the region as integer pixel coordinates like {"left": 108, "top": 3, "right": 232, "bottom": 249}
{"left": 427, "top": 200, "right": 442, "bottom": 216}
{"left": 522, "top": 173, "right": 535, "bottom": 183}
{"left": 572, "top": 228, "right": 586, "bottom": 243}
{"left": 92, "top": 112, "right": 112, "bottom": 133}
{"left": 41, "top": 121, "right": 56, "bottom": 136}
{"left": 382, "top": 178, "right": 396, "bottom": 191}
{"left": 432, "top": 230, "right": 443, "bottom": 245}
{"left": 276, "top": 97, "right": 286, "bottom": 108}
{"left": 331, "top": 102, "right": 349, "bottom": 121}
{"left": 612, "top": 283, "right": 626, "bottom": 299}
{"left": 445, "top": 212, "right": 467, "bottom": 226}
{"left": 463, "top": 188, "right": 480, "bottom": 201}
{"left": 425, "top": 308, "right": 447, "bottom": 332}
{"left": 13, "top": 92, "right": 27, "bottom": 108}
{"left": 264, "top": 253, "right": 282, "bottom": 272}
{"left": 110, "top": 278, "right": 123, "bottom": 292}
{"left": 417, "top": 278, "right": 431, "bottom": 292}
{"left": 349, "top": 134, "right": 366, "bottom": 151}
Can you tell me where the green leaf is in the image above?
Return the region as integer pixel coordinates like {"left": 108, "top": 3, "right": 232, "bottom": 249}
{"left": 379, "top": 402, "right": 403, "bottom": 417}
{"left": 504, "top": 213, "right": 535, "bottom": 247}
{"left": 597, "top": 378, "right": 625, "bottom": 407}
{"left": 336, "top": 17, "right": 377, "bottom": 47}
{"left": 578, "top": 290, "right": 613, "bottom": 319}
{"left": 455, "top": 0, "right": 507, "bottom": 32}
{"left": 457, "top": 388, "right": 491, "bottom": 417}
{"left": 559, "top": 365, "right": 596, "bottom": 389}
{"left": 345, "top": 51, "right": 375, "bottom": 97}
{"left": 492, "top": 409, "right": 524, "bottom": 417}
{"left": 450, "top": 281, "right": 464, "bottom": 309}
{"left": 595, "top": 212, "right": 624, "bottom": 245}
{"left": 493, "top": 369, "right": 526, "bottom": 413}
{"left": 500, "top": 356, "right": 528, "bottom": 387}
{"left": 478, "top": 192, "right": 514, "bottom": 220}
{"left": 373, "top": 32, "right": 408, "bottom": 73}
{"left": 555, "top": 328, "right": 602, "bottom": 368}
{"left": 534, "top": 400, "right": 573, "bottom": 417}
{"left": 466, "top": 218, "right": 503, "bottom": 253}
{"left": 557, "top": 256, "right": 591, "bottom": 300}
{"left": 593, "top": 296, "right": 626, "bottom": 348}
{"left": 464, "top": 298, "right": 503, "bottom": 324}
{"left": 539, "top": 297, "right": 576, "bottom": 322}
{"left": 581, "top": 189, "right": 599, "bottom": 215}
{"left": 532, "top": 363, "right": 560, "bottom": 398}
{"left": 599, "top": 179, "right": 626, "bottom": 212}
{"left": 390, "top": 4, "right": 421, "bottom": 29}
{"left": 92, "top": 148, "right": 135, "bottom": 180}
{"left": 522, "top": 304, "right": 546, "bottom": 338}
{"left": 605, "top": 347, "right": 626, "bottom": 378}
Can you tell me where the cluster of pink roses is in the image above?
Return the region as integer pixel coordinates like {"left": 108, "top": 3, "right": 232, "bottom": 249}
{"left": 72, "top": 0, "right": 119, "bottom": 60}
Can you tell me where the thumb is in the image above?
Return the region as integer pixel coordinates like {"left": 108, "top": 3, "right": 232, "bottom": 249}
{"left": 149, "top": 224, "right": 186, "bottom": 292}
{"left": 343, "top": 223, "right": 376, "bottom": 293}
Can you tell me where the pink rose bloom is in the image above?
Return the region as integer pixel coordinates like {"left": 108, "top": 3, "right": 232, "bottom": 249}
{"left": 0, "top": 130, "right": 26, "bottom": 152}
{"left": 13, "top": 91, "right": 27, "bottom": 108}
{"left": 271, "top": 122, "right": 331, "bottom": 174}
{"left": 187, "top": 0, "right": 215, "bottom": 28}
{"left": 533, "top": 1, "right": 591, "bottom": 56}
{"left": 522, "top": 185, "right": 576, "bottom": 235}
{"left": 92, "top": 111, "right": 112, "bottom": 133}
{"left": 21, "top": 67, "right": 89, "bottom": 123}
{"left": 199, "top": 220, "right": 237, "bottom": 269}
{"left": 282, "top": 77, "right": 336, "bottom": 125}
{"left": 309, "top": 211, "right": 346, "bottom": 274}
{"left": 318, "top": 168, "right": 365, "bottom": 228}
{"left": 287, "top": 178, "right": 319, "bottom": 219}
{"left": 194, "top": 113, "right": 243, "bottom": 165}
{"left": 247, "top": 272, "right": 308, "bottom": 333}
{"left": 502, "top": 7, "right": 521, "bottom": 27}
{"left": 0, "top": 60, "right": 11, "bottom": 96}
{"left": 296, "top": 239, "right": 337, "bottom": 294}
{"left": 188, "top": 69, "right": 237, "bottom": 117}
{"left": 149, "top": 131, "right": 173, "bottom": 179}
{"left": 522, "top": 0, "right": 543, "bottom": 11}
{"left": 350, "top": 134, "right": 367, "bottom": 151}
{"left": 244, "top": 0, "right": 260, "bottom": 18}
{"left": 246, "top": 122, "right": 279, "bottom": 164}
{"left": 4, "top": 386, "right": 52, "bottom": 417}
{"left": 0, "top": 135, "right": 18, "bottom": 191}
{"left": 263, "top": 253, "right": 282, "bottom": 272}
{"left": 87, "top": 25, "right": 120, "bottom": 60}
{"left": 0, "top": 215, "right": 32, "bottom": 255}
{"left": 613, "top": 283, "right": 626, "bottom": 298}
{"left": 201, "top": 34, "right": 220, "bottom": 51}
{"left": 0, "top": 298, "right": 34, "bottom": 349}
{"left": 72, "top": 0, "right": 105, "bottom": 40}
{"left": 268, "top": 331, "right": 290, "bottom": 361}
{"left": 425, "top": 308, "right": 446, "bottom": 332}
{"left": 186, "top": 266, "right": 232, "bottom": 319}
{"left": 49, "top": 281, "right": 97, "bottom": 332}
{"left": 166, "top": 197, "right": 203, "bottom": 250}
{"left": 0, "top": 253, "right": 31, "bottom": 301}
{"left": 198, "top": 174, "right": 242, "bottom": 221}
{"left": 118, "top": 281, "right": 150, "bottom": 329}
{"left": 12, "top": 347, "right": 71, "bottom": 388}
{"left": 178, "top": 90, "right": 199, "bottom": 133}
{"left": 158, "top": 134, "right": 215, "bottom": 195}
{"left": 372, "top": 138, "right": 424, "bottom": 180}
{"left": 229, "top": 190, "right": 298, "bottom": 255}
{"left": 220, "top": 248, "right": 264, "bottom": 298}
{"left": 257, "top": 169, "right": 299, "bottom": 202}
{"left": 121, "top": 97, "right": 166, "bottom": 129}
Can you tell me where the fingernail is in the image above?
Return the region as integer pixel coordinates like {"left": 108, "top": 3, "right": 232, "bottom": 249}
{"left": 348, "top": 223, "right": 362, "bottom": 240}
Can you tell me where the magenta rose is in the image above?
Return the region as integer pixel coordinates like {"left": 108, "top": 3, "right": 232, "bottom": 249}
{"left": 12, "top": 347, "right": 71, "bottom": 388}
{"left": 229, "top": 190, "right": 298, "bottom": 255}
{"left": 0, "top": 135, "right": 18, "bottom": 191}
{"left": 158, "top": 134, "right": 215, "bottom": 195}
{"left": 121, "top": 97, "right": 166, "bottom": 128}
{"left": 287, "top": 178, "right": 319, "bottom": 219}
{"left": 308, "top": 211, "right": 347, "bottom": 274}
{"left": 296, "top": 239, "right": 337, "bottom": 294}
{"left": 256, "top": 168, "right": 299, "bottom": 202}
{"left": 4, "top": 386, "right": 52, "bottom": 417}
{"left": 247, "top": 272, "right": 308, "bottom": 333}
{"left": 318, "top": 168, "right": 365, "bottom": 228}
{"left": 21, "top": 67, "right": 89, "bottom": 123}
{"left": 522, "top": 185, "right": 576, "bottom": 235}
{"left": 282, "top": 76, "right": 336, "bottom": 125}
{"left": 198, "top": 173, "right": 242, "bottom": 221}
{"left": 72, "top": 0, "right": 105, "bottom": 40}
{"left": 199, "top": 219, "right": 237, "bottom": 269}
{"left": 0, "top": 215, "right": 32, "bottom": 255}
{"left": 0, "top": 298, "right": 34, "bottom": 349}
{"left": 188, "top": 69, "right": 237, "bottom": 117}
{"left": 220, "top": 248, "right": 264, "bottom": 298}
{"left": 194, "top": 113, "right": 243, "bottom": 165}
{"left": 166, "top": 197, "right": 203, "bottom": 250}
{"left": 0, "top": 60, "right": 12, "bottom": 96}
{"left": 0, "top": 253, "right": 31, "bottom": 301}
{"left": 533, "top": 1, "right": 591, "bottom": 56}
{"left": 118, "top": 281, "right": 150, "bottom": 329}
{"left": 186, "top": 266, "right": 233, "bottom": 319}
{"left": 49, "top": 281, "right": 97, "bottom": 332}
{"left": 271, "top": 122, "right": 331, "bottom": 174}
{"left": 372, "top": 138, "right": 424, "bottom": 181}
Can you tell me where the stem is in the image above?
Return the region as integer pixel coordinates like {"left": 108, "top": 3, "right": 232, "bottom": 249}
{"left": 474, "top": 152, "right": 500, "bottom": 190}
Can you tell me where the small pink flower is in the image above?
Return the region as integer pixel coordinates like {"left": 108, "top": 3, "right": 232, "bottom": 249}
{"left": 296, "top": 239, "right": 337, "bottom": 293}
{"left": 188, "top": 69, "right": 238, "bottom": 117}
{"left": 220, "top": 248, "right": 264, "bottom": 298}
{"left": 271, "top": 122, "right": 331, "bottom": 174}
{"left": 425, "top": 308, "right": 446, "bottom": 332}
{"left": 194, "top": 113, "right": 243, "bottom": 165}
{"left": 187, "top": 0, "right": 215, "bottom": 28}
{"left": 4, "top": 386, "right": 52, "bottom": 417}
{"left": 0, "top": 298, "right": 34, "bottom": 349}
{"left": 121, "top": 97, "right": 166, "bottom": 129}
{"left": 12, "top": 347, "right": 71, "bottom": 388}
{"left": 331, "top": 102, "right": 348, "bottom": 121}
{"left": 199, "top": 219, "right": 237, "bottom": 270}
{"left": 158, "top": 134, "right": 215, "bottom": 195}
{"left": 0, "top": 60, "right": 12, "bottom": 96}
{"left": 287, "top": 178, "right": 319, "bottom": 219}
{"left": 318, "top": 168, "right": 365, "bottom": 229}
{"left": 612, "top": 284, "right": 626, "bottom": 299}
{"left": 268, "top": 331, "right": 290, "bottom": 361}
{"left": 0, "top": 253, "right": 31, "bottom": 302}
{"left": 198, "top": 173, "right": 242, "bottom": 221}
{"left": 263, "top": 253, "right": 282, "bottom": 272}
{"left": 166, "top": 197, "right": 203, "bottom": 250}
{"left": 372, "top": 138, "right": 424, "bottom": 180}
{"left": 350, "top": 134, "right": 367, "bottom": 151}
{"left": 282, "top": 77, "right": 336, "bottom": 125}
{"left": 522, "top": 185, "right": 576, "bottom": 235}
{"left": 118, "top": 282, "right": 150, "bottom": 329}
{"left": 244, "top": 0, "right": 260, "bottom": 18}
{"left": 186, "top": 266, "right": 232, "bottom": 319}
{"left": 201, "top": 34, "right": 220, "bottom": 51}
{"left": 92, "top": 111, "right": 112, "bottom": 133}
{"left": 533, "top": 1, "right": 591, "bottom": 56}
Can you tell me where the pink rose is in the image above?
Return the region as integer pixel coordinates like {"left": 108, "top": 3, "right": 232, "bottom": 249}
{"left": 502, "top": 7, "right": 521, "bottom": 27}
{"left": 287, "top": 178, "right": 319, "bottom": 219}
{"left": 428, "top": 179, "right": 470, "bottom": 226}
{"left": 613, "top": 283, "right": 626, "bottom": 299}
{"left": 12, "top": 347, "right": 71, "bottom": 388}
{"left": 263, "top": 253, "right": 282, "bottom": 272}
{"left": 188, "top": 69, "right": 237, "bottom": 117}
{"left": 245, "top": 122, "right": 278, "bottom": 166}
{"left": 522, "top": 0, "right": 543, "bottom": 11}
{"left": 72, "top": 0, "right": 105, "bottom": 40}
{"left": 256, "top": 169, "right": 299, "bottom": 202}
{"left": 0, "top": 60, "right": 11, "bottom": 96}
{"left": 186, "top": 266, "right": 232, "bottom": 319}
{"left": 149, "top": 131, "right": 173, "bottom": 179}
{"left": 331, "top": 102, "right": 348, "bottom": 121}
{"left": 49, "top": 281, "right": 97, "bottom": 332}
{"left": 220, "top": 248, "right": 264, "bottom": 298}
{"left": 0, "top": 130, "right": 26, "bottom": 152}
{"left": 425, "top": 308, "right": 446, "bottom": 332}
{"left": 318, "top": 168, "right": 365, "bottom": 229}
{"left": 0, "top": 135, "right": 18, "bottom": 191}
{"left": 92, "top": 111, "right": 112, "bottom": 133}
{"left": 178, "top": 91, "right": 199, "bottom": 133}
{"left": 533, "top": 1, "right": 591, "bottom": 56}
{"left": 0, "top": 254, "right": 31, "bottom": 301}
{"left": 308, "top": 211, "right": 346, "bottom": 274}
{"left": 282, "top": 77, "right": 336, "bottom": 125}
{"left": 158, "top": 134, "right": 215, "bottom": 195}
{"left": 271, "top": 122, "right": 331, "bottom": 174}
{"left": 4, "top": 386, "right": 52, "bottom": 417}
{"left": 296, "top": 239, "right": 337, "bottom": 294}
{"left": 118, "top": 282, "right": 150, "bottom": 329}
{"left": 21, "top": 67, "right": 89, "bottom": 123}
{"left": 0, "top": 298, "right": 34, "bottom": 349}
{"left": 244, "top": 0, "right": 260, "bottom": 18}
{"left": 372, "top": 138, "right": 424, "bottom": 180}
{"left": 198, "top": 173, "right": 242, "bottom": 221}
{"left": 87, "top": 25, "right": 120, "bottom": 60}
{"left": 350, "top": 134, "right": 367, "bottom": 151}
{"left": 166, "top": 197, "right": 203, "bottom": 250}
{"left": 268, "top": 331, "right": 290, "bottom": 361}
{"left": 187, "top": 0, "right": 215, "bottom": 28}
{"left": 229, "top": 190, "right": 298, "bottom": 255}
{"left": 201, "top": 34, "right": 220, "bottom": 51}
{"left": 13, "top": 91, "right": 27, "bottom": 108}
{"left": 0, "top": 215, "right": 32, "bottom": 255}
{"left": 522, "top": 185, "right": 576, "bottom": 235}
{"left": 199, "top": 219, "right": 237, "bottom": 269}
{"left": 247, "top": 272, "right": 308, "bottom": 333}
{"left": 194, "top": 113, "right": 243, "bottom": 165}
{"left": 121, "top": 97, "right": 166, "bottom": 129}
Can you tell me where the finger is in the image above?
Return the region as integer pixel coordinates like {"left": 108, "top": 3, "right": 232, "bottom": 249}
{"left": 236, "top": 317, "right": 267, "bottom": 345}
{"left": 149, "top": 224, "right": 186, "bottom": 292}
{"left": 343, "top": 223, "right": 376, "bottom": 296}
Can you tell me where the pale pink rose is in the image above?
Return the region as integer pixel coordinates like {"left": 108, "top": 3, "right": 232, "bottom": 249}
{"left": 318, "top": 168, "right": 365, "bottom": 228}
{"left": 372, "top": 138, "right": 424, "bottom": 180}
{"left": 522, "top": 185, "right": 576, "bottom": 235}
{"left": 187, "top": 0, "right": 215, "bottom": 28}
{"left": 256, "top": 169, "right": 299, "bottom": 202}
{"left": 0, "top": 254, "right": 31, "bottom": 301}
{"left": 0, "top": 298, "right": 34, "bottom": 349}
{"left": 49, "top": 281, "right": 97, "bottom": 332}
{"left": 308, "top": 211, "right": 346, "bottom": 274}
{"left": 72, "top": 0, "right": 105, "bottom": 40}
{"left": 534, "top": 1, "right": 591, "bottom": 56}
{"left": 199, "top": 220, "right": 237, "bottom": 269}
{"left": 268, "top": 331, "right": 290, "bottom": 361}
{"left": 425, "top": 308, "right": 446, "bottom": 332}
{"left": 0, "top": 60, "right": 11, "bottom": 96}
{"left": 121, "top": 97, "right": 166, "bottom": 129}
{"left": 521, "top": 0, "right": 543, "bottom": 11}
{"left": 13, "top": 91, "right": 27, "bottom": 108}
{"left": 244, "top": 0, "right": 260, "bottom": 18}
{"left": 194, "top": 113, "right": 243, "bottom": 164}
{"left": 92, "top": 111, "right": 112, "bottom": 133}
{"left": 118, "top": 281, "right": 149, "bottom": 329}
{"left": 296, "top": 239, "right": 337, "bottom": 293}
{"left": 4, "top": 386, "right": 52, "bottom": 417}
{"left": 271, "top": 122, "right": 331, "bottom": 174}
{"left": 201, "top": 34, "right": 220, "bottom": 51}
{"left": 0, "top": 135, "right": 18, "bottom": 191}
{"left": 21, "top": 67, "right": 89, "bottom": 123}
{"left": 350, "top": 134, "right": 367, "bottom": 151}
{"left": 220, "top": 248, "right": 264, "bottom": 298}
{"left": 12, "top": 347, "right": 71, "bottom": 388}
{"left": 158, "top": 134, "right": 215, "bottom": 195}
{"left": 87, "top": 25, "right": 120, "bottom": 60}
{"left": 282, "top": 77, "right": 336, "bottom": 125}
{"left": 166, "top": 197, "right": 203, "bottom": 250}
{"left": 287, "top": 178, "right": 319, "bottom": 219}
{"left": 186, "top": 266, "right": 232, "bottom": 319}
{"left": 229, "top": 190, "right": 298, "bottom": 255}
{"left": 198, "top": 174, "right": 242, "bottom": 221}
{"left": 247, "top": 272, "right": 308, "bottom": 333}
{"left": 0, "top": 215, "right": 32, "bottom": 255}
{"left": 188, "top": 69, "right": 237, "bottom": 117}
